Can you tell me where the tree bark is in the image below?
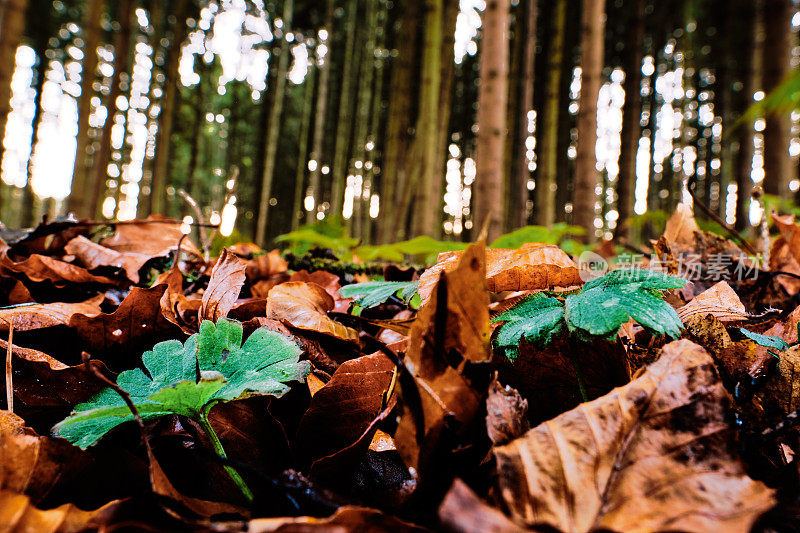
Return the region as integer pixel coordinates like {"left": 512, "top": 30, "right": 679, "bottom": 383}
{"left": 474, "top": 0, "right": 511, "bottom": 242}
{"left": 20, "top": 42, "right": 47, "bottom": 227}
{"left": 534, "top": 0, "right": 566, "bottom": 227}
{"left": 614, "top": 0, "right": 644, "bottom": 240}
{"left": 255, "top": 0, "right": 293, "bottom": 244}
{"left": 572, "top": 0, "right": 606, "bottom": 241}
{"left": 735, "top": 0, "right": 757, "bottom": 230}
{"left": 306, "top": 0, "right": 333, "bottom": 224}
{"left": 761, "top": 0, "right": 792, "bottom": 199}
{"left": 87, "top": 0, "right": 135, "bottom": 219}
{"left": 292, "top": 67, "right": 315, "bottom": 230}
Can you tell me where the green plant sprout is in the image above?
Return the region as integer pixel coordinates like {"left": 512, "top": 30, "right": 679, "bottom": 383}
{"left": 338, "top": 280, "right": 420, "bottom": 315}
{"left": 53, "top": 318, "right": 310, "bottom": 503}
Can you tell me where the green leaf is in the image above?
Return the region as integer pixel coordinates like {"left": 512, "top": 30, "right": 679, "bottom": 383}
{"left": 53, "top": 318, "right": 309, "bottom": 449}
{"left": 490, "top": 224, "right": 585, "bottom": 249}
{"left": 564, "top": 269, "right": 686, "bottom": 341}
{"left": 739, "top": 328, "right": 791, "bottom": 351}
{"left": 338, "top": 280, "right": 420, "bottom": 309}
{"left": 492, "top": 293, "right": 565, "bottom": 360}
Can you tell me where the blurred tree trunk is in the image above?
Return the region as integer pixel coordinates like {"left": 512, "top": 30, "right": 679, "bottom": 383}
{"left": 409, "top": 0, "right": 443, "bottom": 238}
{"left": 67, "top": 0, "right": 102, "bottom": 217}
{"left": 761, "top": 0, "right": 792, "bottom": 199}
{"left": 330, "top": 0, "right": 358, "bottom": 219}
{"left": 378, "top": 0, "right": 418, "bottom": 242}
{"left": 572, "top": 0, "right": 606, "bottom": 241}
{"left": 255, "top": 0, "right": 293, "bottom": 244}
{"left": 306, "top": 0, "right": 333, "bottom": 224}
{"left": 137, "top": 0, "right": 164, "bottom": 218}
{"left": 735, "top": 0, "right": 756, "bottom": 230}
{"left": 0, "top": 0, "right": 27, "bottom": 218}
{"left": 614, "top": 0, "right": 644, "bottom": 240}
{"left": 150, "top": 0, "right": 188, "bottom": 217}
{"left": 534, "top": 0, "right": 565, "bottom": 226}
{"left": 292, "top": 68, "right": 315, "bottom": 230}
{"left": 20, "top": 40, "right": 48, "bottom": 227}
{"left": 474, "top": 0, "right": 511, "bottom": 242}
{"left": 508, "top": 0, "right": 537, "bottom": 231}
{"left": 87, "top": 0, "right": 135, "bottom": 219}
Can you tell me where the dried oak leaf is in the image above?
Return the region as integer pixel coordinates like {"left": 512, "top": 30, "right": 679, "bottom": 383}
{"left": 676, "top": 281, "right": 750, "bottom": 323}
{"left": 417, "top": 243, "right": 582, "bottom": 304}
{"left": 99, "top": 216, "right": 201, "bottom": 259}
{"left": 244, "top": 505, "right": 427, "bottom": 532}
{"left": 267, "top": 281, "right": 359, "bottom": 343}
{"left": 0, "top": 252, "right": 116, "bottom": 286}
{"left": 493, "top": 339, "right": 775, "bottom": 533}
{"left": 199, "top": 248, "right": 246, "bottom": 322}
{"left": 0, "top": 339, "right": 107, "bottom": 408}
{"left": 394, "top": 242, "right": 492, "bottom": 475}
{"left": 297, "top": 352, "right": 395, "bottom": 464}
{"left": 0, "top": 295, "right": 103, "bottom": 332}
{"left": 439, "top": 479, "right": 524, "bottom": 533}
{"left": 64, "top": 235, "right": 153, "bottom": 283}
{"left": 0, "top": 489, "right": 116, "bottom": 533}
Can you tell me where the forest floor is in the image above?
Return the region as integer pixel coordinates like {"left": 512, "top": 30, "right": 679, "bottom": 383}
{"left": 1, "top": 207, "right": 800, "bottom": 531}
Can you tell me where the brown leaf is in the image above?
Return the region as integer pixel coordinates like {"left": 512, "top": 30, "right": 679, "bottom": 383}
{"left": 99, "top": 216, "right": 201, "bottom": 259}
{"left": 769, "top": 236, "right": 800, "bottom": 295}
{"left": 290, "top": 269, "right": 351, "bottom": 313}
{"left": 677, "top": 281, "right": 750, "bottom": 323}
{"left": 156, "top": 264, "right": 200, "bottom": 334}
{"left": 200, "top": 248, "right": 246, "bottom": 322}
{"left": 64, "top": 235, "right": 152, "bottom": 283}
{"left": 418, "top": 243, "right": 582, "bottom": 304}
{"left": 245, "top": 249, "right": 288, "bottom": 281}
{"left": 297, "top": 352, "right": 395, "bottom": 464}
{"left": 245, "top": 505, "right": 427, "bottom": 532}
{"left": 493, "top": 340, "right": 775, "bottom": 533}
{"left": 0, "top": 295, "right": 103, "bottom": 332}
{"left": 664, "top": 202, "right": 701, "bottom": 245}
{"left": 394, "top": 242, "right": 492, "bottom": 475}
{"left": 0, "top": 489, "right": 116, "bottom": 533}
{"left": 267, "top": 282, "right": 359, "bottom": 343}
{"left": 772, "top": 213, "right": 800, "bottom": 265}
{"left": 0, "top": 253, "right": 116, "bottom": 286}
{"left": 438, "top": 479, "right": 524, "bottom": 533}
{"left": 485, "top": 380, "right": 529, "bottom": 446}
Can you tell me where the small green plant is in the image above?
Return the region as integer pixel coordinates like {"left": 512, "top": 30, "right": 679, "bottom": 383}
{"left": 493, "top": 269, "right": 686, "bottom": 400}
{"left": 489, "top": 223, "right": 586, "bottom": 249}
{"left": 53, "top": 318, "right": 310, "bottom": 502}
{"left": 739, "top": 327, "right": 795, "bottom": 360}
{"left": 339, "top": 280, "right": 421, "bottom": 314}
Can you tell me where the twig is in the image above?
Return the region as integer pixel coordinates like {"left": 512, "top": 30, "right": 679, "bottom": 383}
{"left": 686, "top": 175, "right": 759, "bottom": 256}
{"left": 5, "top": 317, "right": 13, "bottom": 413}
{"left": 79, "top": 219, "right": 219, "bottom": 229}
{"left": 177, "top": 189, "right": 210, "bottom": 257}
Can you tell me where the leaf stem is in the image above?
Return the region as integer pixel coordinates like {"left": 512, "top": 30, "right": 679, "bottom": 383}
{"left": 568, "top": 338, "right": 589, "bottom": 403}
{"left": 197, "top": 411, "right": 254, "bottom": 504}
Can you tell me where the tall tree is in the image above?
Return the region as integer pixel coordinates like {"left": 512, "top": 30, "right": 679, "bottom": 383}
{"left": 572, "top": 0, "right": 606, "bottom": 241}
{"left": 255, "top": 0, "right": 293, "bottom": 244}
{"left": 87, "top": 0, "right": 135, "bottom": 219}
{"left": 67, "top": 0, "right": 102, "bottom": 217}
{"left": 761, "top": 0, "right": 792, "bottom": 199}
{"left": 735, "top": 0, "right": 756, "bottom": 230}
{"left": 534, "top": 0, "right": 566, "bottom": 226}
{"left": 474, "top": 0, "right": 511, "bottom": 242}
{"left": 306, "top": 0, "right": 333, "bottom": 224}
{"left": 614, "top": 0, "right": 644, "bottom": 239}
{"left": 292, "top": 66, "right": 314, "bottom": 230}
{"left": 409, "top": 0, "right": 443, "bottom": 237}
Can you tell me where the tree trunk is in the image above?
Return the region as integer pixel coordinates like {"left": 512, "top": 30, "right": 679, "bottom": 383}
{"left": 255, "top": 0, "right": 293, "bottom": 244}
{"left": 761, "top": 0, "right": 792, "bottom": 199}
{"left": 409, "top": 0, "right": 444, "bottom": 238}
{"left": 0, "top": 0, "right": 26, "bottom": 166}
{"left": 87, "top": 0, "right": 134, "bottom": 219}
{"left": 20, "top": 43, "right": 48, "bottom": 227}
{"left": 330, "top": 0, "right": 358, "bottom": 219}
{"left": 306, "top": 0, "right": 333, "bottom": 224}
{"left": 572, "top": 0, "right": 606, "bottom": 241}
{"left": 474, "top": 0, "right": 511, "bottom": 242}
{"left": 735, "top": 0, "right": 757, "bottom": 230}
{"left": 67, "top": 0, "right": 102, "bottom": 217}
{"left": 149, "top": 0, "right": 188, "bottom": 217}
{"left": 292, "top": 67, "right": 315, "bottom": 230}
{"left": 534, "top": 0, "right": 566, "bottom": 227}
{"left": 614, "top": 0, "right": 644, "bottom": 240}
{"left": 508, "top": 0, "right": 537, "bottom": 230}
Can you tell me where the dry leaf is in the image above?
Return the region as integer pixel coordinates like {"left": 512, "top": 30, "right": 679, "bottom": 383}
{"left": 493, "top": 340, "right": 775, "bottom": 533}
{"left": 772, "top": 213, "right": 800, "bottom": 265}
{"left": 245, "top": 505, "right": 427, "bottom": 532}
{"left": 200, "top": 248, "right": 246, "bottom": 322}
{"left": 0, "top": 490, "right": 115, "bottom": 533}
{"left": 245, "top": 249, "right": 288, "bottom": 281}
{"left": 485, "top": 380, "right": 529, "bottom": 446}
{"left": 267, "top": 282, "right": 359, "bottom": 343}
{"left": 64, "top": 235, "right": 151, "bottom": 283}
{"left": 0, "top": 295, "right": 103, "bottom": 332}
{"left": 677, "top": 281, "right": 750, "bottom": 323}
{"left": 418, "top": 243, "right": 582, "bottom": 303}
{"left": 99, "top": 216, "right": 201, "bottom": 259}
{"left": 664, "top": 202, "right": 700, "bottom": 245}
{"left": 439, "top": 479, "right": 524, "bottom": 533}
{"left": 0, "top": 253, "right": 116, "bottom": 286}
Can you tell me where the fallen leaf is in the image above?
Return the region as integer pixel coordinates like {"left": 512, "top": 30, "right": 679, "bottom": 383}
{"left": 677, "top": 281, "right": 750, "bottom": 323}
{"left": 769, "top": 236, "right": 800, "bottom": 296}
{"left": 156, "top": 263, "right": 200, "bottom": 334}
{"left": 664, "top": 202, "right": 701, "bottom": 245}
{"left": 290, "top": 270, "right": 351, "bottom": 313}
{"left": 0, "top": 253, "right": 117, "bottom": 286}
{"left": 438, "top": 479, "right": 524, "bottom": 533}
{"left": 0, "top": 295, "right": 103, "bottom": 332}
{"left": 0, "top": 489, "right": 116, "bottom": 533}
{"left": 493, "top": 339, "right": 775, "bottom": 533}
{"left": 245, "top": 505, "right": 427, "bottom": 532}
{"left": 485, "top": 379, "right": 529, "bottom": 446}
{"left": 199, "top": 248, "right": 246, "bottom": 322}
{"left": 418, "top": 243, "right": 582, "bottom": 303}
{"left": 245, "top": 249, "right": 288, "bottom": 281}
{"left": 99, "top": 216, "right": 201, "bottom": 259}
{"left": 267, "top": 282, "right": 359, "bottom": 343}
{"left": 64, "top": 235, "right": 152, "bottom": 283}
